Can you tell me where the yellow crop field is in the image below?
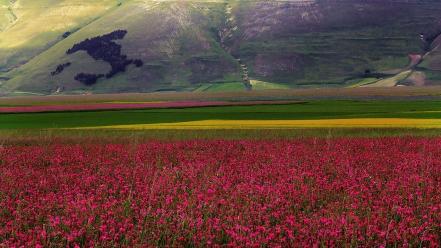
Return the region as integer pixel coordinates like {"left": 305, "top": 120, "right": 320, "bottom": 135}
{"left": 75, "top": 118, "right": 441, "bottom": 130}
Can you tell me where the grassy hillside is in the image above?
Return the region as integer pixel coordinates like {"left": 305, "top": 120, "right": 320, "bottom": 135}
{"left": 0, "top": 0, "right": 117, "bottom": 72}
{"left": 0, "top": 0, "right": 15, "bottom": 31}
{"left": 229, "top": 1, "right": 441, "bottom": 87}
{"left": 1, "top": 0, "right": 242, "bottom": 94}
{"left": 2, "top": 0, "right": 441, "bottom": 95}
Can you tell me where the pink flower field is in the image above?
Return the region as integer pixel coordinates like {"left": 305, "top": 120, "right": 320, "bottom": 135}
{"left": 0, "top": 138, "right": 440, "bottom": 247}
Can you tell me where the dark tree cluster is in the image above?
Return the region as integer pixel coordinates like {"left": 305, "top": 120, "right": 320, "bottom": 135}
{"left": 51, "top": 62, "right": 71, "bottom": 76}
{"left": 62, "top": 32, "right": 72, "bottom": 38}
{"left": 133, "top": 59, "right": 143, "bottom": 67}
{"left": 66, "top": 30, "right": 143, "bottom": 85}
{"left": 74, "top": 73, "right": 104, "bottom": 86}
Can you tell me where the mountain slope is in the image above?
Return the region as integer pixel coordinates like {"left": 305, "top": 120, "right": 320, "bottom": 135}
{"left": 0, "top": 0, "right": 117, "bottom": 73}
{"left": 0, "top": 0, "right": 17, "bottom": 31}
{"left": 2, "top": 0, "right": 441, "bottom": 95}
{"left": 228, "top": 0, "right": 441, "bottom": 87}
{"left": 2, "top": 0, "right": 241, "bottom": 94}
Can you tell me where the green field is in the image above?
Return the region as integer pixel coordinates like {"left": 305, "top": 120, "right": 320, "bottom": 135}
{"left": 3, "top": 100, "right": 441, "bottom": 130}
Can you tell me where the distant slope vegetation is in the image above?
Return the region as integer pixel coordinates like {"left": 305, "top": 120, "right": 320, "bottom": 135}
{"left": 1, "top": 0, "right": 441, "bottom": 95}
{"left": 65, "top": 30, "right": 143, "bottom": 85}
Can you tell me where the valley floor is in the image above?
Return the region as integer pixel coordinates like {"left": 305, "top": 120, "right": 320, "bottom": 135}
{"left": 3, "top": 96, "right": 441, "bottom": 132}
{"left": 1, "top": 91, "right": 441, "bottom": 246}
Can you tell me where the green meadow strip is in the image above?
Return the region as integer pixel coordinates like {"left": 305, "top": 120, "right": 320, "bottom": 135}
{"left": 2, "top": 100, "right": 441, "bottom": 129}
